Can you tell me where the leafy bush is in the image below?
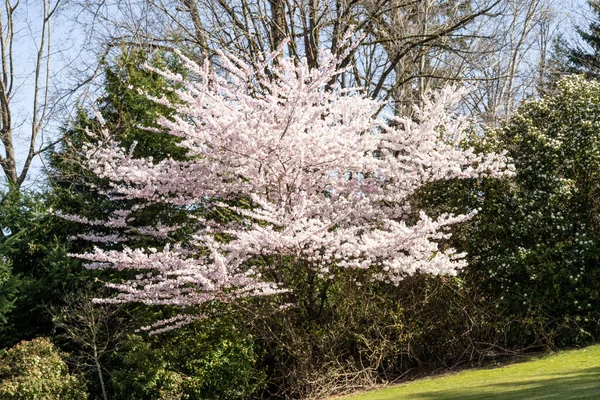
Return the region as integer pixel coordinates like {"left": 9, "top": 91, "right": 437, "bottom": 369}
{"left": 419, "top": 76, "right": 600, "bottom": 349}
{"left": 0, "top": 338, "right": 87, "bottom": 400}
{"left": 245, "top": 270, "right": 513, "bottom": 399}
{"left": 109, "top": 318, "right": 265, "bottom": 400}
{"left": 479, "top": 76, "right": 600, "bottom": 347}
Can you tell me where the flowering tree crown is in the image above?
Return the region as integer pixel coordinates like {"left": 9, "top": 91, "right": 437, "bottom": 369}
{"left": 66, "top": 44, "right": 512, "bottom": 332}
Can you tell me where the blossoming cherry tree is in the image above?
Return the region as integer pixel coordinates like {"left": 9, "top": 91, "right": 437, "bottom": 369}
{"left": 68, "top": 45, "right": 512, "bottom": 332}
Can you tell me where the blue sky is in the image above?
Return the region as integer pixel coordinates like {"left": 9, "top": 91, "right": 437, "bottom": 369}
{"left": 3, "top": 0, "right": 593, "bottom": 189}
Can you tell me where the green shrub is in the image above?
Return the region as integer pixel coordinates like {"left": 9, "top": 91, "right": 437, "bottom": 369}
{"left": 246, "top": 270, "right": 509, "bottom": 399}
{"left": 0, "top": 337, "right": 87, "bottom": 400}
{"left": 478, "top": 76, "right": 600, "bottom": 347}
{"left": 419, "top": 76, "right": 600, "bottom": 349}
{"left": 109, "top": 318, "right": 265, "bottom": 400}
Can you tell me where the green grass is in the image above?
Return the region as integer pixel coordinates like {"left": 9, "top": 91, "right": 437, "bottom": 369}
{"left": 340, "top": 345, "right": 600, "bottom": 399}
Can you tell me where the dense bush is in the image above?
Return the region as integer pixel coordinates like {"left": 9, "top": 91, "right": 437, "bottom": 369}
{"left": 419, "top": 76, "right": 600, "bottom": 350}
{"left": 108, "top": 318, "right": 266, "bottom": 400}
{"left": 244, "top": 270, "right": 514, "bottom": 398}
{"left": 0, "top": 337, "right": 87, "bottom": 399}
{"left": 477, "top": 76, "right": 600, "bottom": 347}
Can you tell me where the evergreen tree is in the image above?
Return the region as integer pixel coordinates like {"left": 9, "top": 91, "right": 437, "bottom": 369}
{"left": 0, "top": 189, "right": 83, "bottom": 348}
{"left": 49, "top": 48, "right": 188, "bottom": 234}
{"left": 0, "top": 49, "right": 190, "bottom": 348}
{"left": 559, "top": 1, "right": 600, "bottom": 79}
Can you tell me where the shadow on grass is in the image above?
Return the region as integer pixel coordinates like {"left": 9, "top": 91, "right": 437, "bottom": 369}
{"left": 410, "top": 366, "right": 600, "bottom": 400}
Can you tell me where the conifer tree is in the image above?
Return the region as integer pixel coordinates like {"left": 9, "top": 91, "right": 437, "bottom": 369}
{"left": 560, "top": 1, "right": 600, "bottom": 79}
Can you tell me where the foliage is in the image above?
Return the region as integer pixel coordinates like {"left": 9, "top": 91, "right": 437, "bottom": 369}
{"left": 109, "top": 318, "right": 265, "bottom": 400}
{"left": 420, "top": 76, "right": 600, "bottom": 349}
{"left": 0, "top": 190, "right": 84, "bottom": 348}
{"left": 559, "top": 1, "right": 600, "bottom": 80}
{"left": 245, "top": 269, "right": 522, "bottom": 398}
{"left": 0, "top": 235, "right": 20, "bottom": 325}
{"left": 0, "top": 337, "right": 88, "bottom": 400}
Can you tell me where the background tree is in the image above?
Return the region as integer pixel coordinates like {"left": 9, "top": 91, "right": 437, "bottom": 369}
{"left": 49, "top": 48, "right": 190, "bottom": 241}
{"left": 462, "top": 0, "right": 558, "bottom": 126}
{"left": 0, "top": 0, "right": 84, "bottom": 190}
{"left": 75, "top": 0, "right": 514, "bottom": 117}
{"left": 50, "top": 288, "right": 129, "bottom": 400}
{"left": 557, "top": 0, "right": 600, "bottom": 80}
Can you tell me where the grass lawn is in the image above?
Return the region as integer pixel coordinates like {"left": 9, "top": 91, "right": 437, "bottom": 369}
{"left": 339, "top": 344, "right": 600, "bottom": 399}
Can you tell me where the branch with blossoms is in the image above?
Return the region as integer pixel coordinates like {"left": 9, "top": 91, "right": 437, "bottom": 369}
{"left": 66, "top": 41, "right": 514, "bottom": 333}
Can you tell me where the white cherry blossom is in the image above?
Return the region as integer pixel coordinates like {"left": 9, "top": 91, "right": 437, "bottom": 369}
{"left": 71, "top": 44, "right": 513, "bottom": 332}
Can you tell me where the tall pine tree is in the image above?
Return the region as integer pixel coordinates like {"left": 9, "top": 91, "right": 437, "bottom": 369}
{"left": 0, "top": 48, "right": 190, "bottom": 348}
{"left": 560, "top": 1, "right": 600, "bottom": 79}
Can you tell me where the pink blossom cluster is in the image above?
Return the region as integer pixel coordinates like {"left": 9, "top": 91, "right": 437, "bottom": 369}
{"left": 72, "top": 45, "right": 513, "bottom": 331}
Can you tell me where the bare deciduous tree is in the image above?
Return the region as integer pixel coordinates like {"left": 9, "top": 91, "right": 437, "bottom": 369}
{"left": 74, "top": 0, "right": 505, "bottom": 114}
{"left": 0, "top": 0, "right": 69, "bottom": 189}
{"left": 462, "top": 0, "right": 559, "bottom": 126}
{"left": 51, "top": 289, "right": 129, "bottom": 400}
{"left": 64, "top": 0, "right": 565, "bottom": 136}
